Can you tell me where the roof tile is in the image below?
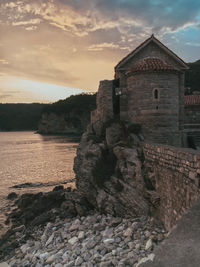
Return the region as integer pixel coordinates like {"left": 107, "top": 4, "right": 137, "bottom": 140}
{"left": 128, "top": 57, "right": 178, "bottom": 74}
{"left": 185, "top": 95, "right": 200, "bottom": 105}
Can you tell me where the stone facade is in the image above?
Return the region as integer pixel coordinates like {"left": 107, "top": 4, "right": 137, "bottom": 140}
{"left": 126, "top": 72, "right": 182, "bottom": 146}
{"left": 143, "top": 142, "right": 200, "bottom": 229}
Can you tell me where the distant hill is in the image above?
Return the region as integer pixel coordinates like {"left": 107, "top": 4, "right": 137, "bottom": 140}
{"left": 185, "top": 60, "right": 200, "bottom": 94}
{"left": 42, "top": 93, "right": 96, "bottom": 115}
{"left": 38, "top": 93, "right": 96, "bottom": 134}
{"left": 0, "top": 103, "right": 47, "bottom": 131}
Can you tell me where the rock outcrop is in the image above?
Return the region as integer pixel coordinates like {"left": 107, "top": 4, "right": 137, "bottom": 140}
{"left": 38, "top": 111, "right": 90, "bottom": 135}
{"left": 74, "top": 119, "right": 150, "bottom": 218}
{"left": 37, "top": 93, "right": 96, "bottom": 135}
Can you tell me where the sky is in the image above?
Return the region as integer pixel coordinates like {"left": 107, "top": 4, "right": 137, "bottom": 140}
{"left": 0, "top": 0, "right": 200, "bottom": 103}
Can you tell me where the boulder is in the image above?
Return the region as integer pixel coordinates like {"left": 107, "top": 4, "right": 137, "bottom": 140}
{"left": 105, "top": 122, "right": 122, "bottom": 147}
{"left": 7, "top": 192, "right": 18, "bottom": 200}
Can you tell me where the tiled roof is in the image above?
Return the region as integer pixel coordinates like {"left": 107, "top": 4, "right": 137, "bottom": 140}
{"left": 185, "top": 95, "right": 200, "bottom": 105}
{"left": 127, "top": 57, "right": 178, "bottom": 74}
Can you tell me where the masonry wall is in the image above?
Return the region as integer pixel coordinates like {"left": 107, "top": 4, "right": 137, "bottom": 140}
{"left": 91, "top": 80, "right": 113, "bottom": 123}
{"left": 184, "top": 105, "right": 200, "bottom": 129}
{"left": 126, "top": 72, "right": 182, "bottom": 146}
{"left": 143, "top": 143, "right": 200, "bottom": 230}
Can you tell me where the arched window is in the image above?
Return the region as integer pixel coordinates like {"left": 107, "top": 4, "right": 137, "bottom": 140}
{"left": 153, "top": 88, "right": 159, "bottom": 101}
{"left": 154, "top": 89, "right": 158, "bottom": 99}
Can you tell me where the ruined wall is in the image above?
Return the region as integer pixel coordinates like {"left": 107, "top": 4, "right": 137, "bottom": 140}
{"left": 91, "top": 80, "right": 113, "bottom": 123}
{"left": 126, "top": 72, "right": 182, "bottom": 146}
{"left": 143, "top": 143, "right": 200, "bottom": 229}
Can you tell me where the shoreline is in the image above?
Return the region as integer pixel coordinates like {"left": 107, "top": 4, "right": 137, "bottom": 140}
{"left": 0, "top": 186, "right": 167, "bottom": 267}
{"left": 0, "top": 180, "right": 76, "bottom": 238}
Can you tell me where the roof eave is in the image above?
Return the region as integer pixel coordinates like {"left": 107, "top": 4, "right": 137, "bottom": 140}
{"left": 115, "top": 35, "right": 189, "bottom": 71}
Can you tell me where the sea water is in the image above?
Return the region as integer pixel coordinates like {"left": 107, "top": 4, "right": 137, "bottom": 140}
{"left": 0, "top": 131, "right": 78, "bottom": 234}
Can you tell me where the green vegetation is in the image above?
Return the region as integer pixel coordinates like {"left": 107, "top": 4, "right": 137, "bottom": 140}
{"left": 0, "top": 103, "right": 47, "bottom": 131}
{"left": 185, "top": 60, "right": 200, "bottom": 94}
{"left": 42, "top": 93, "right": 96, "bottom": 115}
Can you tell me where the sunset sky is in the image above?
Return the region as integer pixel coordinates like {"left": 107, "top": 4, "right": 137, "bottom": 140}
{"left": 0, "top": 0, "right": 200, "bottom": 103}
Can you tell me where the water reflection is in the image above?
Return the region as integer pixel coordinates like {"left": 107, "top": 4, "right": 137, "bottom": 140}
{"left": 0, "top": 131, "right": 79, "bottom": 196}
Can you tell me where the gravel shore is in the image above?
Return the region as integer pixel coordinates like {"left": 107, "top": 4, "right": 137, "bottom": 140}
{"left": 4, "top": 212, "right": 167, "bottom": 267}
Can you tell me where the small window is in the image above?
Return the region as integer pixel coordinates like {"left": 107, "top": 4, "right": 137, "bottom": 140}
{"left": 153, "top": 88, "right": 160, "bottom": 101}
{"left": 154, "top": 89, "right": 158, "bottom": 99}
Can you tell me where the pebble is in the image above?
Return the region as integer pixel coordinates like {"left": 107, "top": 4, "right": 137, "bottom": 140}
{"left": 6, "top": 213, "right": 166, "bottom": 267}
{"left": 68, "top": 236, "right": 78, "bottom": 245}
{"left": 145, "top": 238, "right": 153, "bottom": 250}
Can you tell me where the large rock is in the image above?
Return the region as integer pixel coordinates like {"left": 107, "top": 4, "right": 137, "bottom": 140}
{"left": 74, "top": 121, "right": 150, "bottom": 217}
{"left": 106, "top": 122, "right": 122, "bottom": 147}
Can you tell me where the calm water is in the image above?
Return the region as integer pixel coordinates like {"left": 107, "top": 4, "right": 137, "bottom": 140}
{"left": 0, "top": 131, "right": 79, "bottom": 233}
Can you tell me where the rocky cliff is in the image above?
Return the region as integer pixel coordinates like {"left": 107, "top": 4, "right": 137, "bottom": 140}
{"left": 37, "top": 94, "right": 96, "bottom": 134}
{"left": 74, "top": 119, "right": 152, "bottom": 218}
{"left": 38, "top": 110, "right": 90, "bottom": 135}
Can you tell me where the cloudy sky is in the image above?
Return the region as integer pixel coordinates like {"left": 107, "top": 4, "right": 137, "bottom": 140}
{"left": 0, "top": 0, "right": 200, "bottom": 103}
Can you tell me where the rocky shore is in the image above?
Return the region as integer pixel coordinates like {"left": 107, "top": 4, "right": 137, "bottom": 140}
{"left": 0, "top": 186, "right": 167, "bottom": 267}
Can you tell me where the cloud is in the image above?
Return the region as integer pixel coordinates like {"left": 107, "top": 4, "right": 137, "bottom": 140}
{"left": 87, "top": 42, "right": 129, "bottom": 51}
{"left": 0, "top": 59, "right": 9, "bottom": 65}
{"left": 1, "top": 0, "right": 200, "bottom": 38}
{"left": 12, "top": 18, "right": 41, "bottom": 26}
{"left": 0, "top": 94, "right": 12, "bottom": 100}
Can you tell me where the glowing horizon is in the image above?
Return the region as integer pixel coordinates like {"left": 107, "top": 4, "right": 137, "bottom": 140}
{"left": 0, "top": 76, "right": 89, "bottom": 103}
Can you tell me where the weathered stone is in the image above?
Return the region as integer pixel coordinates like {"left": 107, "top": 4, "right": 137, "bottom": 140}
{"left": 106, "top": 122, "right": 122, "bottom": 147}
{"left": 78, "top": 231, "right": 85, "bottom": 239}
{"left": 145, "top": 239, "right": 153, "bottom": 250}
{"left": 68, "top": 237, "right": 78, "bottom": 245}
{"left": 136, "top": 253, "right": 155, "bottom": 267}
{"left": 45, "top": 233, "right": 54, "bottom": 247}
{"left": 75, "top": 256, "right": 83, "bottom": 266}
{"left": 103, "top": 238, "right": 115, "bottom": 245}
{"left": 124, "top": 227, "right": 133, "bottom": 237}
{"left": 46, "top": 255, "right": 55, "bottom": 264}
{"left": 7, "top": 192, "right": 18, "bottom": 200}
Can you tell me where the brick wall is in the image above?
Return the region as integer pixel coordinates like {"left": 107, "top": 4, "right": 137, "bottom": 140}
{"left": 143, "top": 142, "right": 200, "bottom": 229}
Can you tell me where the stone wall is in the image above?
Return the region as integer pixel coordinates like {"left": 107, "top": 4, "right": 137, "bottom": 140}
{"left": 143, "top": 142, "right": 200, "bottom": 229}
{"left": 126, "top": 72, "right": 182, "bottom": 146}
{"left": 91, "top": 80, "right": 113, "bottom": 123}
{"left": 184, "top": 105, "right": 200, "bottom": 129}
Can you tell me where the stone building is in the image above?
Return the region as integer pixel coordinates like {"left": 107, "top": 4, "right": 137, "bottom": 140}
{"left": 91, "top": 34, "right": 189, "bottom": 146}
